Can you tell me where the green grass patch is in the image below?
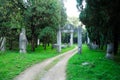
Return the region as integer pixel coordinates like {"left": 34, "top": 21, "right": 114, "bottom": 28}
{"left": 0, "top": 45, "right": 75, "bottom": 80}
{"left": 67, "top": 44, "right": 120, "bottom": 80}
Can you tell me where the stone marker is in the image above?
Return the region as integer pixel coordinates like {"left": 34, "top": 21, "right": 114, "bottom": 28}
{"left": 78, "top": 26, "right": 82, "bottom": 53}
{"left": 70, "top": 31, "right": 73, "bottom": 46}
{"left": 19, "top": 28, "right": 27, "bottom": 53}
{"left": 37, "top": 39, "right": 40, "bottom": 45}
{"left": 106, "top": 43, "right": 114, "bottom": 59}
{"left": 57, "top": 27, "right": 61, "bottom": 52}
{"left": 87, "top": 32, "right": 90, "bottom": 44}
{"left": 0, "top": 37, "right": 6, "bottom": 51}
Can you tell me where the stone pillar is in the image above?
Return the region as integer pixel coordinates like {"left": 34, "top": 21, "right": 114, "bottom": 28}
{"left": 0, "top": 37, "right": 6, "bottom": 51}
{"left": 106, "top": 43, "right": 114, "bottom": 59}
{"left": 87, "top": 32, "right": 90, "bottom": 44}
{"left": 70, "top": 31, "right": 73, "bottom": 46}
{"left": 57, "top": 27, "right": 61, "bottom": 52}
{"left": 37, "top": 39, "right": 40, "bottom": 45}
{"left": 19, "top": 28, "right": 27, "bottom": 53}
{"left": 78, "top": 26, "right": 82, "bottom": 53}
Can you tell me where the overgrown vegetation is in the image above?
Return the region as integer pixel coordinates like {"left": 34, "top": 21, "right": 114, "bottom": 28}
{"left": 0, "top": 45, "right": 75, "bottom": 80}
{"left": 67, "top": 45, "right": 120, "bottom": 80}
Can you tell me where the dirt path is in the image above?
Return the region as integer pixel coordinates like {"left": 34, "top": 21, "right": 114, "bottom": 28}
{"left": 14, "top": 47, "right": 78, "bottom": 80}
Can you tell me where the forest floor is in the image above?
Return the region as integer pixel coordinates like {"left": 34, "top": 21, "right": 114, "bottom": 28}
{"left": 14, "top": 47, "right": 78, "bottom": 80}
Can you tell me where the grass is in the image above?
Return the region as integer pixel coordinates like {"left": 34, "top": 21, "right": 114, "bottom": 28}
{"left": 67, "top": 44, "right": 120, "bottom": 80}
{"left": 0, "top": 44, "right": 75, "bottom": 80}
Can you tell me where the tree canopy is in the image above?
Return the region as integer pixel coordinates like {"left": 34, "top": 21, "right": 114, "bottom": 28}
{"left": 77, "top": 0, "right": 120, "bottom": 54}
{"left": 0, "top": 0, "right": 67, "bottom": 51}
{"left": 24, "top": 0, "right": 67, "bottom": 51}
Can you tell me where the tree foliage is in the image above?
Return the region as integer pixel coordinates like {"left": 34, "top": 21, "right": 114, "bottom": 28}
{"left": 0, "top": 0, "right": 67, "bottom": 51}
{"left": 0, "top": 0, "right": 25, "bottom": 50}
{"left": 24, "top": 0, "right": 67, "bottom": 51}
{"left": 77, "top": 0, "right": 120, "bottom": 54}
{"left": 67, "top": 17, "right": 79, "bottom": 27}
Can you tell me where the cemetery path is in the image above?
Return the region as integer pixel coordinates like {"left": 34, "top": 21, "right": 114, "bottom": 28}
{"left": 14, "top": 47, "right": 77, "bottom": 80}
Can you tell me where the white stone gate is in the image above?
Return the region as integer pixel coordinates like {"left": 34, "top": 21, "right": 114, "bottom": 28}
{"left": 57, "top": 24, "right": 82, "bottom": 53}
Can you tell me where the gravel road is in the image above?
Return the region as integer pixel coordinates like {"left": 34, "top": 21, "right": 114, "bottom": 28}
{"left": 14, "top": 47, "right": 77, "bottom": 80}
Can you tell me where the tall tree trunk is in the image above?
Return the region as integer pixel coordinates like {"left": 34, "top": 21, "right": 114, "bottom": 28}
{"left": 48, "top": 43, "right": 49, "bottom": 46}
{"left": 35, "top": 36, "right": 38, "bottom": 48}
{"left": 114, "top": 26, "right": 118, "bottom": 55}
{"left": 44, "top": 43, "right": 46, "bottom": 50}
{"left": 10, "top": 41, "right": 12, "bottom": 50}
{"left": 51, "top": 42, "right": 54, "bottom": 49}
{"left": 43, "top": 42, "right": 46, "bottom": 50}
{"left": 42, "top": 42, "right": 44, "bottom": 47}
{"left": 43, "top": 37, "right": 47, "bottom": 50}
{"left": 31, "top": 26, "right": 35, "bottom": 52}
{"left": 100, "top": 44, "right": 104, "bottom": 50}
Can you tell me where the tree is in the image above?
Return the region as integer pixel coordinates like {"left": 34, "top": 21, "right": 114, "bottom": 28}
{"left": 39, "top": 27, "right": 55, "bottom": 50}
{"left": 76, "top": 0, "right": 120, "bottom": 57}
{"left": 0, "top": 0, "right": 25, "bottom": 50}
{"left": 25, "top": 0, "right": 67, "bottom": 51}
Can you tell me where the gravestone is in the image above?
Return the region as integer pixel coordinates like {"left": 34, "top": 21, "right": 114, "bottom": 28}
{"left": 0, "top": 37, "right": 6, "bottom": 51}
{"left": 19, "top": 28, "right": 27, "bottom": 53}
{"left": 91, "top": 42, "right": 98, "bottom": 50}
{"left": 106, "top": 43, "right": 114, "bottom": 59}
{"left": 37, "top": 39, "right": 40, "bottom": 45}
{"left": 78, "top": 26, "right": 82, "bottom": 53}
{"left": 57, "top": 27, "right": 61, "bottom": 52}
{"left": 87, "top": 32, "right": 90, "bottom": 44}
{"left": 70, "top": 31, "right": 73, "bottom": 46}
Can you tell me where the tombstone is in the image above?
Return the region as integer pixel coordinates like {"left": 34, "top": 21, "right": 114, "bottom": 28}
{"left": 91, "top": 42, "right": 98, "bottom": 50}
{"left": 78, "top": 26, "right": 82, "bottom": 53}
{"left": 0, "top": 37, "right": 6, "bottom": 51}
{"left": 19, "top": 28, "right": 27, "bottom": 53}
{"left": 87, "top": 32, "right": 90, "bottom": 44}
{"left": 37, "top": 39, "right": 40, "bottom": 45}
{"left": 106, "top": 43, "right": 114, "bottom": 59}
{"left": 57, "top": 27, "right": 61, "bottom": 52}
{"left": 70, "top": 31, "right": 73, "bottom": 46}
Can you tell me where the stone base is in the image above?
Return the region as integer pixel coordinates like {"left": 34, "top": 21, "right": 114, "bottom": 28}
{"left": 87, "top": 43, "right": 98, "bottom": 50}
{"left": 78, "top": 47, "right": 82, "bottom": 54}
{"left": 20, "top": 49, "right": 26, "bottom": 53}
{"left": 106, "top": 53, "right": 114, "bottom": 59}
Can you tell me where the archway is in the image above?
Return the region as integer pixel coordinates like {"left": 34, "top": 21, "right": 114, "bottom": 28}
{"left": 57, "top": 24, "right": 82, "bottom": 53}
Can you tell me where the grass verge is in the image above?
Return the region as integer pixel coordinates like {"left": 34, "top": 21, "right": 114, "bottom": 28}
{"left": 67, "top": 44, "right": 120, "bottom": 80}
{"left": 0, "top": 45, "right": 75, "bottom": 80}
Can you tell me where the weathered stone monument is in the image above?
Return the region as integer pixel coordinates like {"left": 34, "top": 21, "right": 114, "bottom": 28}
{"left": 56, "top": 24, "right": 74, "bottom": 52}
{"left": 62, "top": 24, "right": 74, "bottom": 47}
{"left": 37, "top": 39, "right": 40, "bottom": 45}
{"left": 106, "top": 43, "right": 114, "bottom": 59}
{"left": 0, "top": 37, "right": 6, "bottom": 51}
{"left": 87, "top": 32, "right": 90, "bottom": 44}
{"left": 19, "top": 28, "right": 27, "bottom": 53}
{"left": 88, "top": 42, "right": 98, "bottom": 50}
{"left": 57, "top": 27, "right": 61, "bottom": 52}
{"left": 70, "top": 30, "right": 73, "bottom": 46}
{"left": 78, "top": 26, "right": 82, "bottom": 53}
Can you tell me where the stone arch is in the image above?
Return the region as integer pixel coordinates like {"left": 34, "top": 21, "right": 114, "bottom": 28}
{"left": 57, "top": 24, "right": 82, "bottom": 53}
